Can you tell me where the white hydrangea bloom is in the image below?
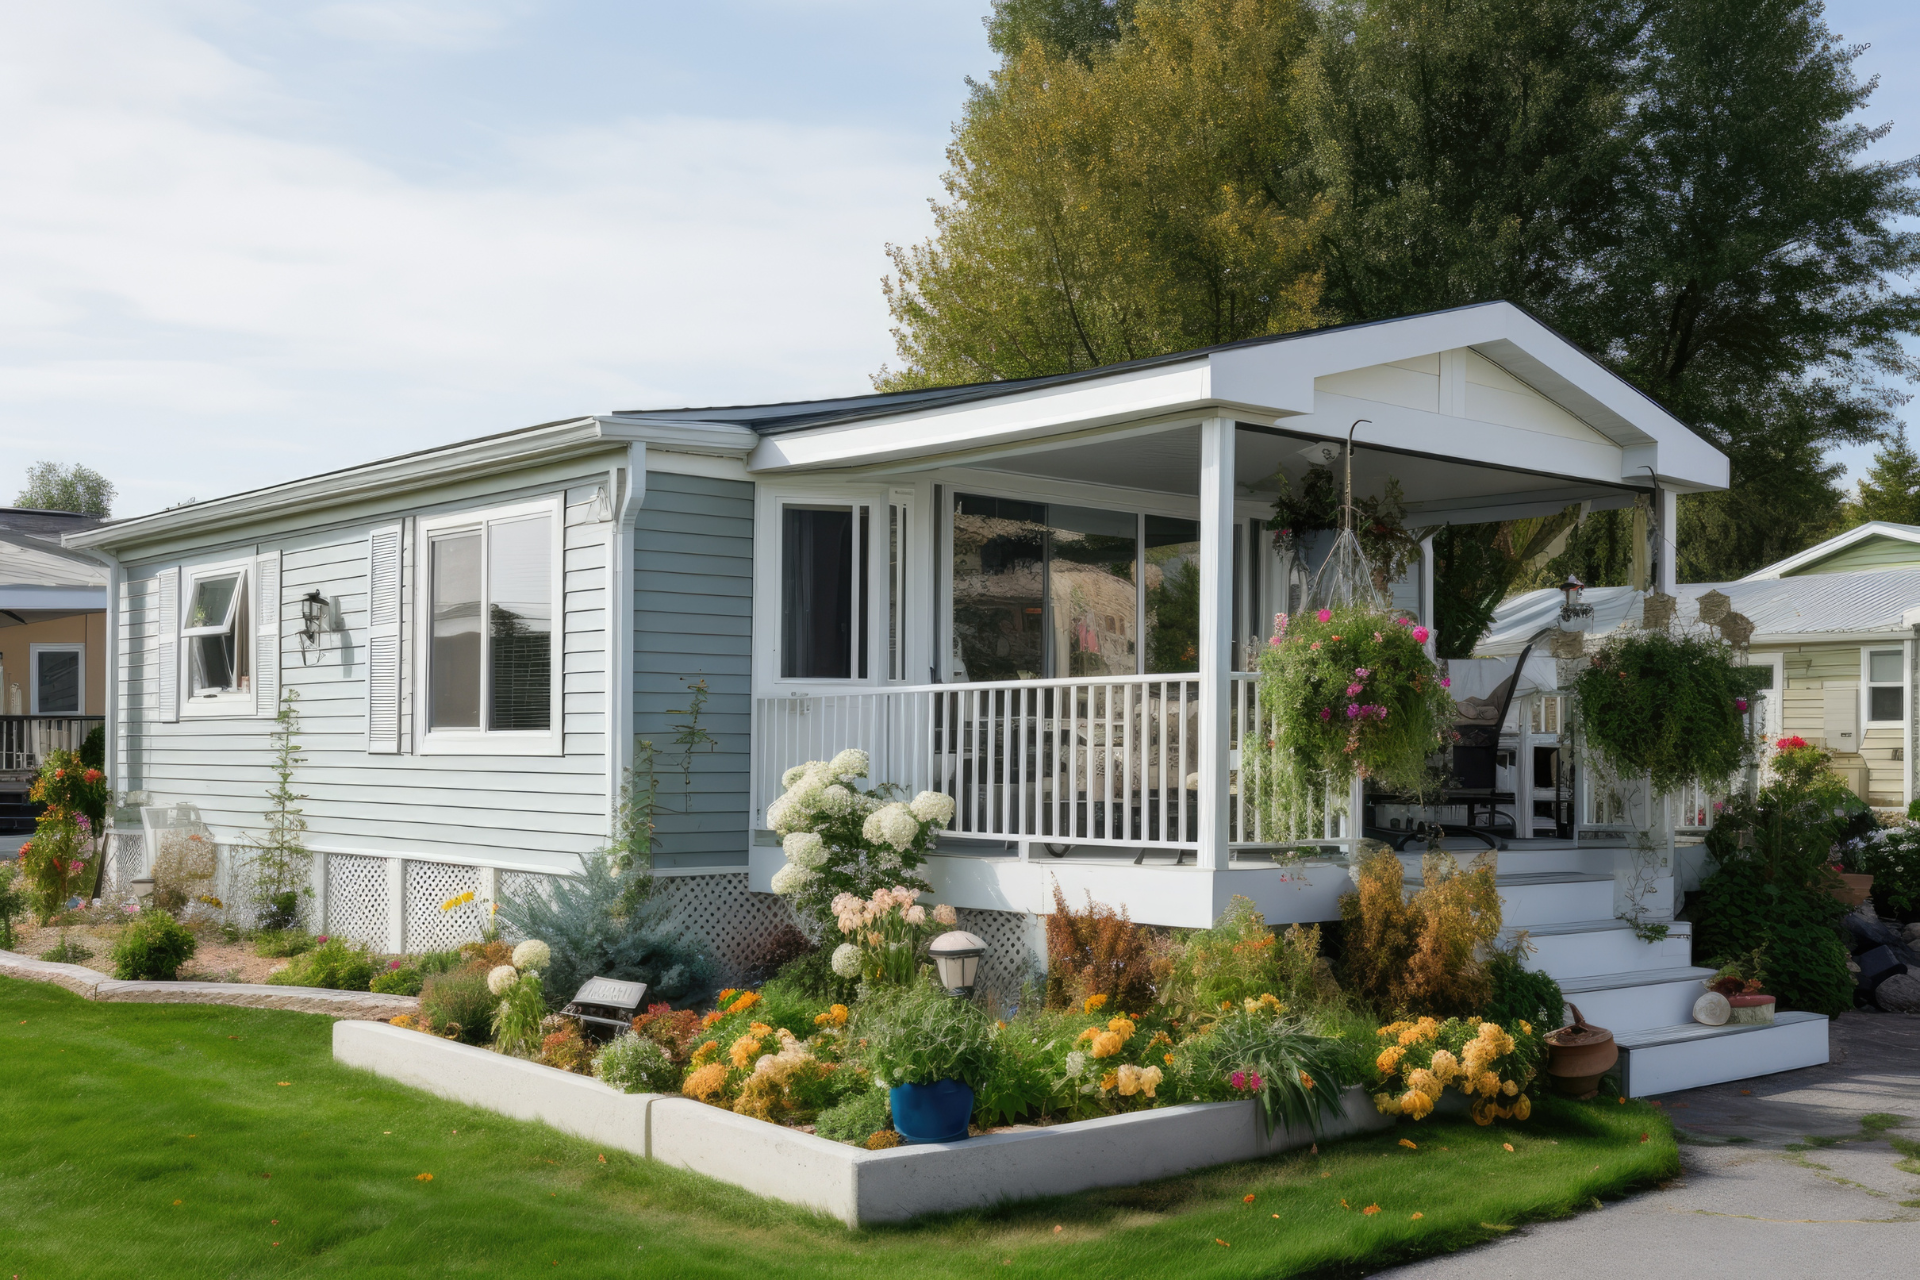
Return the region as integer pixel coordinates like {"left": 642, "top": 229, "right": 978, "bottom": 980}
{"left": 511, "top": 939, "right": 551, "bottom": 971}
{"left": 770, "top": 862, "right": 815, "bottom": 895}
{"left": 909, "top": 790, "right": 956, "bottom": 825}
{"left": 780, "top": 763, "right": 808, "bottom": 789}
{"left": 881, "top": 804, "right": 921, "bottom": 851}
{"left": 1065, "top": 1050, "right": 1088, "bottom": 1077}
{"left": 766, "top": 797, "right": 793, "bottom": 832}
{"left": 819, "top": 784, "right": 853, "bottom": 814}
{"left": 830, "top": 942, "right": 862, "bottom": 978}
{"left": 487, "top": 964, "right": 519, "bottom": 996}
{"left": 827, "top": 748, "right": 870, "bottom": 780}
{"left": 783, "top": 831, "right": 828, "bottom": 869}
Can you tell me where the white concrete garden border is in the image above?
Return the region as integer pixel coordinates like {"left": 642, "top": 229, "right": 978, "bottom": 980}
{"left": 333, "top": 1021, "right": 1393, "bottom": 1226}
{"left": 0, "top": 948, "right": 417, "bottom": 1020}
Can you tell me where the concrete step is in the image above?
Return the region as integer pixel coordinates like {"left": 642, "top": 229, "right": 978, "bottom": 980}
{"left": 1410, "top": 871, "right": 1616, "bottom": 928}
{"left": 1399, "top": 846, "right": 1614, "bottom": 877}
{"left": 1615, "top": 1012, "right": 1829, "bottom": 1097}
{"left": 1506, "top": 918, "right": 1695, "bottom": 980}
{"left": 1556, "top": 966, "right": 1720, "bottom": 1036}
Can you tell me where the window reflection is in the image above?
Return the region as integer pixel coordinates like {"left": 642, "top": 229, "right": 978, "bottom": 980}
{"left": 1143, "top": 516, "right": 1200, "bottom": 674}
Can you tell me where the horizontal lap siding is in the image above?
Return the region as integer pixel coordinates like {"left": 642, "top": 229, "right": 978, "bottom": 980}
{"left": 635, "top": 471, "right": 754, "bottom": 870}
{"left": 1777, "top": 643, "right": 1906, "bottom": 805}
{"left": 118, "top": 476, "right": 617, "bottom": 873}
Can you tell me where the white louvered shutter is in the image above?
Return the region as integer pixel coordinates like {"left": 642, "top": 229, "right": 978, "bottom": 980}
{"left": 155, "top": 566, "right": 179, "bottom": 723}
{"left": 254, "top": 551, "right": 281, "bottom": 716}
{"left": 366, "top": 524, "right": 402, "bottom": 753}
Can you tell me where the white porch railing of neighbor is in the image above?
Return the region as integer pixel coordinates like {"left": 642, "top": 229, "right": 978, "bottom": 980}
{"left": 0, "top": 715, "right": 103, "bottom": 773}
{"left": 752, "top": 674, "right": 1340, "bottom": 853}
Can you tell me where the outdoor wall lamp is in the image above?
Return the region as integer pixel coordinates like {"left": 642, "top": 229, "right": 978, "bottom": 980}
{"left": 299, "top": 590, "right": 332, "bottom": 646}
{"left": 929, "top": 930, "right": 986, "bottom": 998}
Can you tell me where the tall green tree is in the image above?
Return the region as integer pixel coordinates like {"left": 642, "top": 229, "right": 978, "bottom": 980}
{"left": 17, "top": 461, "right": 114, "bottom": 516}
{"left": 1841, "top": 427, "right": 1920, "bottom": 528}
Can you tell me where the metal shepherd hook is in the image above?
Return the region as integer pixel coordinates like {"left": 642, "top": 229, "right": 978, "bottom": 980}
{"left": 1342, "top": 419, "right": 1371, "bottom": 532}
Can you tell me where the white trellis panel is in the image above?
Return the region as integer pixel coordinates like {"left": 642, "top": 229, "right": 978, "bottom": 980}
{"left": 325, "top": 854, "right": 390, "bottom": 948}
{"left": 404, "top": 860, "right": 483, "bottom": 954}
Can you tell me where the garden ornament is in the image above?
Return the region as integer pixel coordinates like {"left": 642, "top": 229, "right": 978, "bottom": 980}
{"left": 1694, "top": 589, "right": 1731, "bottom": 626}
{"left": 1640, "top": 592, "right": 1677, "bottom": 632}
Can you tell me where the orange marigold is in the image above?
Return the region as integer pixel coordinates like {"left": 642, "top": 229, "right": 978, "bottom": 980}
{"left": 682, "top": 1063, "right": 728, "bottom": 1103}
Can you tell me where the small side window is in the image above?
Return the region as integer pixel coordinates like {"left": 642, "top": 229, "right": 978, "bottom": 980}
{"left": 182, "top": 570, "right": 249, "bottom": 700}
{"left": 30, "top": 645, "right": 83, "bottom": 714}
{"left": 1867, "top": 648, "right": 1904, "bottom": 723}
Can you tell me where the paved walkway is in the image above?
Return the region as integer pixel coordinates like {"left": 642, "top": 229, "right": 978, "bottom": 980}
{"left": 1379, "top": 1009, "right": 1920, "bottom": 1278}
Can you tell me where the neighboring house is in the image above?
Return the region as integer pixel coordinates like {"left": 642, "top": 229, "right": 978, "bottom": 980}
{"left": 0, "top": 509, "right": 106, "bottom": 803}
{"left": 68, "top": 299, "right": 1832, "bottom": 1098}
{"left": 1481, "top": 521, "right": 1920, "bottom": 813}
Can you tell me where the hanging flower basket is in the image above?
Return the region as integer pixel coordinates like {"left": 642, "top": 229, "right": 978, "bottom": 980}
{"left": 1572, "top": 631, "right": 1765, "bottom": 797}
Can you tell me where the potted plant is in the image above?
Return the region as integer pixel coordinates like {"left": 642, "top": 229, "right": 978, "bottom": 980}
{"left": 1827, "top": 832, "right": 1876, "bottom": 909}
{"left": 1542, "top": 1004, "right": 1616, "bottom": 1099}
{"left": 860, "top": 982, "right": 995, "bottom": 1144}
{"left": 1708, "top": 949, "right": 1776, "bottom": 1025}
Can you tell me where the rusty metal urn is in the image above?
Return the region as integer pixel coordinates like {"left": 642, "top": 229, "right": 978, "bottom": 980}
{"left": 1544, "top": 1004, "right": 1618, "bottom": 1099}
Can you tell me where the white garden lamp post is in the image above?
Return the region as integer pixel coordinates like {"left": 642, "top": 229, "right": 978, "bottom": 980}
{"left": 929, "top": 930, "right": 986, "bottom": 998}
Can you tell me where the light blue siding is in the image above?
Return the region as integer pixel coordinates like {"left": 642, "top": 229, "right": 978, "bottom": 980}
{"left": 634, "top": 470, "right": 754, "bottom": 869}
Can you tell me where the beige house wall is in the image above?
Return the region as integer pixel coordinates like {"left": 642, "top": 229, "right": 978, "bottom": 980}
{"left": 1764, "top": 640, "right": 1909, "bottom": 808}
{"left": 0, "top": 612, "right": 106, "bottom": 715}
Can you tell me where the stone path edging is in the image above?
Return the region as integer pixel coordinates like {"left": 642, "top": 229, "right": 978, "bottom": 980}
{"left": 0, "top": 949, "right": 418, "bottom": 1020}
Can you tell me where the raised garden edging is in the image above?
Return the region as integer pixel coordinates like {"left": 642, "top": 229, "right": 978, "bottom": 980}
{"left": 0, "top": 949, "right": 418, "bottom": 1021}
{"left": 332, "top": 1020, "right": 1394, "bottom": 1226}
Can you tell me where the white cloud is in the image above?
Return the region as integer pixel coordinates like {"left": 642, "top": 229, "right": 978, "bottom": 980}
{"left": 0, "top": 1, "right": 941, "bottom": 513}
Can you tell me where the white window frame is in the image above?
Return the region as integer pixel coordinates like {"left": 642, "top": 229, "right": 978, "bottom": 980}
{"left": 755, "top": 486, "right": 891, "bottom": 691}
{"left": 179, "top": 558, "right": 254, "bottom": 717}
{"left": 413, "top": 495, "right": 565, "bottom": 757}
{"left": 29, "top": 643, "right": 85, "bottom": 715}
{"left": 1862, "top": 643, "right": 1908, "bottom": 729}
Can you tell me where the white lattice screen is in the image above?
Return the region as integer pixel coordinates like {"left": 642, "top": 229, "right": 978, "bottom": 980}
{"left": 325, "top": 854, "right": 390, "bottom": 948}
{"left": 651, "top": 873, "right": 803, "bottom": 985}
{"left": 102, "top": 833, "right": 143, "bottom": 901}
{"left": 956, "top": 907, "right": 1040, "bottom": 1004}
{"left": 404, "top": 861, "right": 483, "bottom": 953}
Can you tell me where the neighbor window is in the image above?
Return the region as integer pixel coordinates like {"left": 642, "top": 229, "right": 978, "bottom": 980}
{"left": 427, "top": 509, "right": 554, "bottom": 732}
{"left": 31, "top": 644, "right": 83, "bottom": 715}
{"left": 1867, "top": 648, "right": 1904, "bottom": 723}
{"left": 182, "top": 569, "right": 249, "bottom": 701}
{"left": 781, "top": 504, "right": 869, "bottom": 680}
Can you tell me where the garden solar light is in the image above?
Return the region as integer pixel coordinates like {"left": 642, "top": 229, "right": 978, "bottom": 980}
{"left": 929, "top": 930, "right": 986, "bottom": 998}
{"left": 1558, "top": 575, "right": 1593, "bottom": 625}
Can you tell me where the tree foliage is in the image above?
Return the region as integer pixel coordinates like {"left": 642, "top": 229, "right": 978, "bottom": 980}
{"left": 17, "top": 461, "right": 114, "bottom": 516}
{"left": 888, "top": 0, "right": 1920, "bottom": 592}
{"left": 1842, "top": 428, "right": 1920, "bottom": 528}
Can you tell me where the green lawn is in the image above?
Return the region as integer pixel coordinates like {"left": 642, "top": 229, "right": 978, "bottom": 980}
{"left": 0, "top": 978, "right": 1677, "bottom": 1278}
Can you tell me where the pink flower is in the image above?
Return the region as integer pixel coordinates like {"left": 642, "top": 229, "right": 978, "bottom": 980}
{"left": 388, "top": 959, "right": 402, "bottom": 970}
{"left": 1374, "top": 632, "right": 1383, "bottom": 642}
{"left": 1347, "top": 683, "right": 1364, "bottom": 696}
{"left": 1346, "top": 704, "right": 1361, "bottom": 718}
{"left": 317, "top": 935, "right": 329, "bottom": 944}
{"left": 1248, "top": 1072, "right": 1263, "bottom": 1090}
{"left": 1268, "top": 635, "right": 1281, "bottom": 646}
{"left": 1734, "top": 698, "right": 1748, "bottom": 712}
{"left": 1310, "top": 641, "right": 1321, "bottom": 651}
{"left": 1713, "top": 800, "right": 1726, "bottom": 813}
{"left": 1439, "top": 677, "right": 1451, "bottom": 689}
{"left": 1319, "top": 708, "right": 1332, "bottom": 721}
{"left": 1316, "top": 609, "right": 1332, "bottom": 623}
{"left": 1273, "top": 612, "right": 1289, "bottom": 636}
{"left": 1412, "top": 626, "right": 1430, "bottom": 644}
{"left": 1231, "top": 1071, "right": 1247, "bottom": 1090}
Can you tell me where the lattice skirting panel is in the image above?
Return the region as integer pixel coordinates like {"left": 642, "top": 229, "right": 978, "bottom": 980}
{"left": 956, "top": 907, "right": 1042, "bottom": 1008}
{"left": 650, "top": 874, "right": 806, "bottom": 987}
{"left": 324, "top": 854, "right": 392, "bottom": 949}
{"left": 404, "top": 861, "right": 483, "bottom": 954}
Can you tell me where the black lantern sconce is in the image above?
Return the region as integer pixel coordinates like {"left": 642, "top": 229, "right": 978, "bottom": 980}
{"left": 298, "top": 589, "right": 337, "bottom": 663}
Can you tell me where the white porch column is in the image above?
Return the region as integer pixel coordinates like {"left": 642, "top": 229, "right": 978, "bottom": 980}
{"left": 1197, "top": 416, "right": 1236, "bottom": 871}
{"left": 1654, "top": 486, "right": 1679, "bottom": 595}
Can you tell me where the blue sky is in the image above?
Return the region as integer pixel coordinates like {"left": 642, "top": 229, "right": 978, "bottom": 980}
{"left": 0, "top": 0, "right": 1915, "bottom": 516}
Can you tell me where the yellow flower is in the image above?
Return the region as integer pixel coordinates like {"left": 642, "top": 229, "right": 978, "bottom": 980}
{"left": 1400, "top": 1088, "right": 1434, "bottom": 1119}
{"left": 1116, "top": 1063, "right": 1163, "bottom": 1097}
{"left": 727, "top": 991, "right": 761, "bottom": 1016}
{"left": 439, "top": 890, "right": 475, "bottom": 912}
{"left": 1164, "top": 1052, "right": 1176, "bottom": 1065}
{"left": 1078, "top": 1027, "right": 1099, "bottom": 1043}
{"left": 1519, "top": 1020, "right": 1533, "bottom": 1036}
{"left": 1376, "top": 1046, "right": 1405, "bottom": 1075}
{"left": 1428, "top": 1050, "right": 1459, "bottom": 1084}
{"left": 682, "top": 1063, "right": 728, "bottom": 1102}
{"left": 1106, "top": 1017, "right": 1137, "bottom": 1041}
{"left": 813, "top": 1004, "right": 849, "bottom": 1028}
{"left": 728, "top": 1036, "right": 763, "bottom": 1070}
{"left": 1090, "top": 1031, "right": 1125, "bottom": 1059}
{"left": 747, "top": 1021, "right": 772, "bottom": 1037}
{"left": 1084, "top": 994, "right": 1109, "bottom": 1013}
{"left": 1099, "top": 1071, "right": 1119, "bottom": 1092}
{"left": 1502, "top": 1079, "right": 1519, "bottom": 1097}
{"left": 1372, "top": 1091, "right": 1402, "bottom": 1116}
{"left": 1407, "top": 1068, "right": 1443, "bottom": 1101}
{"left": 1477, "top": 1071, "right": 1501, "bottom": 1098}
{"left": 1299, "top": 1071, "right": 1315, "bottom": 1091}
{"left": 1512, "top": 1094, "right": 1532, "bottom": 1121}
{"left": 690, "top": 1039, "right": 720, "bottom": 1066}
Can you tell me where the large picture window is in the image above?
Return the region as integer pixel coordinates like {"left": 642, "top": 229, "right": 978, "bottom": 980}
{"left": 425, "top": 506, "right": 555, "bottom": 735}
{"left": 182, "top": 567, "right": 249, "bottom": 703}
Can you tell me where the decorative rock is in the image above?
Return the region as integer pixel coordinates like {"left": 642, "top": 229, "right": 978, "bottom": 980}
{"left": 1641, "top": 592, "right": 1678, "bottom": 631}
{"left": 1904, "top": 922, "right": 1920, "bottom": 947}
{"left": 1695, "top": 589, "right": 1732, "bottom": 625}
{"left": 1692, "top": 991, "right": 1731, "bottom": 1025}
{"left": 1874, "top": 972, "right": 1920, "bottom": 1014}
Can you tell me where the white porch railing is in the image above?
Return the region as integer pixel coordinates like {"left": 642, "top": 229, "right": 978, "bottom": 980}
{"left": 0, "top": 715, "right": 103, "bottom": 774}
{"left": 752, "top": 674, "right": 1341, "bottom": 853}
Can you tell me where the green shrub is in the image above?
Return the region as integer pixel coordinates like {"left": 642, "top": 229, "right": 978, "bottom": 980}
{"left": 267, "top": 938, "right": 376, "bottom": 991}
{"left": 972, "top": 1017, "right": 1060, "bottom": 1128}
{"left": 764, "top": 945, "right": 855, "bottom": 1004}
{"left": 815, "top": 1089, "right": 891, "bottom": 1145}
{"left": 254, "top": 929, "right": 315, "bottom": 958}
{"left": 259, "top": 891, "right": 300, "bottom": 933}
{"left": 416, "top": 948, "right": 464, "bottom": 976}
{"left": 1169, "top": 1010, "right": 1355, "bottom": 1135}
{"left": 419, "top": 967, "right": 495, "bottom": 1045}
{"left": 1692, "top": 857, "right": 1853, "bottom": 1014}
{"left": 370, "top": 965, "right": 423, "bottom": 996}
{"left": 492, "top": 971, "right": 546, "bottom": 1057}
{"left": 593, "top": 1033, "right": 681, "bottom": 1094}
{"left": 858, "top": 981, "right": 995, "bottom": 1088}
{"left": 0, "top": 864, "right": 27, "bottom": 951}
{"left": 1483, "top": 950, "right": 1566, "bottom": 1031}
{"left": 39, "top": 934, "right": 94, "bottom": 964}
{"left": 109, "top": 909, "right": 197, "bottom": 980}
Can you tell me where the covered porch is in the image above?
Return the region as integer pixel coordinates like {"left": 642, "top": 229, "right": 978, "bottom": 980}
{"left": 717, "top": 305, "right": 1724, "bottom": 925}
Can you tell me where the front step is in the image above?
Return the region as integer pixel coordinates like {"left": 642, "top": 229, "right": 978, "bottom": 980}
{"left": 1410, "top": 871, "right": 1617, "bottom": 927}
{"left": 1506, "top": 918, "right": 1695, "bottom": 980}
{"left": 1616, "top": 1012, "right": 1830, "bottom": 1097}
{"left": 1556, "top": 965, "right": 1720, "bottom": 1036}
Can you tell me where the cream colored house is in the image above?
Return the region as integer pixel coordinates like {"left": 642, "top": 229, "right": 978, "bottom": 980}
{"left": 1483, "top": 520, "right": 1920, "bottom": 810}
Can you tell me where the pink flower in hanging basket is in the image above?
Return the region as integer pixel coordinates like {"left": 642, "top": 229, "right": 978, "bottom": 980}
{"left": 1734, "top": 698, "right": 1748, "bottom": 712}
{"left": 1439, "top": 677, "right": 1451, "bottom": 689}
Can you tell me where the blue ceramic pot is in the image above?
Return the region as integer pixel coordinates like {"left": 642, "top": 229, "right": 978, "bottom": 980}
{"left": 889, "top": 1079, "right": 974, "bottom": 1144}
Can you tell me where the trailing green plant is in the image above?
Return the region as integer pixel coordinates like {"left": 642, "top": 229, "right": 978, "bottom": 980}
{"left": 764, "top": 748, "right": 952, "bottom": 935}
{"left": 0, "top": 863, "right": 25, "bottom": 951}
{"left": 1339, "top": 844, "right": 1502, "bottom": 1017}
{"left": 1043, "top": 881, "right": 1158, "bottom": 1011}
{"left": 252, "top": 929, "right": 314, "bottom": 959}
{"left": 497, "top": 849, "right": 713, "bottom": 1008}
{"left": 1482, "top": 948, "right": 1565, "bottom": 1031}
{"left": 814, "top": 1088, "right": 892, "bottom": 1146}
{"left": 858, "top": 980, "right": 996, "bottom": 1088}
{"left": 1267, "top": 467, "right": 1421, "bottom": 596}
{"left": 240, "top": 688, "right": 313, "bottom": 929}
{"left": 492, "top": 970, "right": 549, "bottom": 1058}
{"left": 1573, "top": 631, "right": 1765, "bottom": 797}
{"left": 1169, "top": 1009, "right": 1353, "bottom": 1136}
{"left": 419, "top": 966, "right": 495, "bottom": 1045}
{"left": 1252, "top": 604, "right": 1452, "bottom": 832}
{"left": 267, "top": 937, "right": 376, "bottom": 991}
{"left": 109, "top": 908, "right": 196, "bottom": 980}
{"left": 39, "top": 933, "right": 94, "bottom": 964}
{"left": 593, "top": 1032, "right": 682, "bottom": 1094}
